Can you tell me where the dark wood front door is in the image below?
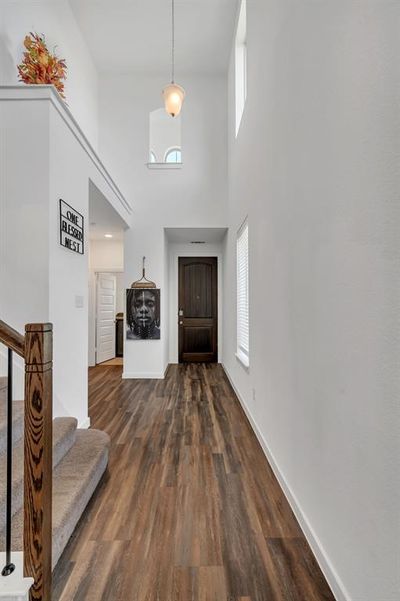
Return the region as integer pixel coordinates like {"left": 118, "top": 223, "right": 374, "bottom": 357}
{"left": 178, "top": 257, "right": 218, "bottom": 363}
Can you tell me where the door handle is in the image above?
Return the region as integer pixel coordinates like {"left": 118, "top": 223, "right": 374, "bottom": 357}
{"left": 179, "top": 309, "right": 184, "bottom": 316}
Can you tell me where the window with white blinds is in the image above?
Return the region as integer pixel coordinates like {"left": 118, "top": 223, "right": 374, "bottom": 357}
{"left": 237, "top": 219, "right": 249, "bottom": 367}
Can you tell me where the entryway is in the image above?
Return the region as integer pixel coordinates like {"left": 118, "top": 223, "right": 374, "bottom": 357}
{"left": 165, "top": 227, "right": 227, "bottom": 365}
{"left": 88, "top": 181, "right": 126, "bottom": 368}
{"left": 95, "top": 272, "right": 125, "bottom": 365}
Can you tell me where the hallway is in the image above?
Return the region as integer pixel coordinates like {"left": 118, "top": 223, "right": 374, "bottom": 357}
{"left": 53, "top": 364, "right": 334, "bottom": 601}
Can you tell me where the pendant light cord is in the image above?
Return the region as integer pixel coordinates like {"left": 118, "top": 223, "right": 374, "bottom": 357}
{"left": 171, "top": 0, "right": 175, "bottom": 83}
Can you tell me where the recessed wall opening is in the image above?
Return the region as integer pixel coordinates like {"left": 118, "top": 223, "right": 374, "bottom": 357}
{"left": 88, "top": 181, "right": 127, "bottom": 368}
{"left": 165, "top": 227, "right": 227, "bottom": 364}
{"left": 148, "top": 107, "right": 182, "bottom": 167}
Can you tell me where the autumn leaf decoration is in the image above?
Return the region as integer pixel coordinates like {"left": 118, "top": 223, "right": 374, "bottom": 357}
{"left": 17, "top": 33, "right": 67, "bottom": 99}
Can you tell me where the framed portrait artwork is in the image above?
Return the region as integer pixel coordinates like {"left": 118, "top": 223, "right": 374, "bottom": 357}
{"left": 126, "top": 288, "right": 161, "bottom": 340}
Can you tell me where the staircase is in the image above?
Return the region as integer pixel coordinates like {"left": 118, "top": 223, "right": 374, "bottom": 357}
{"left": 0, "top": 395, "right": 110, "bottom": 568}
{"left": 0, "top": 321, "right": 110, "bottom": 600}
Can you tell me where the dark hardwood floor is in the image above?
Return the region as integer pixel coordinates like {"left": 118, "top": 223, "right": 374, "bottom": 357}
{"left": 53, "top": 363, "right": 335, "bottom": 601}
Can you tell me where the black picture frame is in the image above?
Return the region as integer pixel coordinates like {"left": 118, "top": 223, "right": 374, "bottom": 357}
{"left": 126, "top": 288, "right": 161, "bottom": 340}
{"left": 59, "top": 198, "right": 84, "bottom": 255}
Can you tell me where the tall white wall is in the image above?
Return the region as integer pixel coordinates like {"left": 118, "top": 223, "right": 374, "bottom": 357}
{"left": 99, "top": 73, "right": 228, "bottom": 377}
{"left": 0, "top": 0, "right": 99, "bottom": 147}
{"left": 0, "top": 87, "right": 131, "bottom": 425}
{"left": 48, "top": 105, "right": 91, "bottom": 424}
{"left": 222, "top": 2, "right": 400, "bottom": 600}
{"left": 0, "top": 99, "right": 50, "bottom": 397}
{"left": 0, "top": 100, "right": 50, "bottom": 330}
{"left": 99, "top": 73, "right": 227, "bottom": 225}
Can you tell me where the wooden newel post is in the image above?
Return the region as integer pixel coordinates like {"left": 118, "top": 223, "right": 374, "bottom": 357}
{"left": 24, "top": 324, "right": 53, "bottom": 601}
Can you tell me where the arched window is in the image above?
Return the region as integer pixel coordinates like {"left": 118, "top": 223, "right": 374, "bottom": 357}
{"left": 164, "top": 147, "right": 182, "bottom": 163}
{"left": 149, "top": 150, "right": 157, "bottom": 163}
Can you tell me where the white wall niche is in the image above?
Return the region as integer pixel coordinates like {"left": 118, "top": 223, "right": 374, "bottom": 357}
{"left": 148, "top": 107, "right": 182, "bottom": 168}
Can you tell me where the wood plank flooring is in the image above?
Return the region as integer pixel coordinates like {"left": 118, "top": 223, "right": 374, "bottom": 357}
{"left": 53, "top": 363, "right": 335, "bottom": 601}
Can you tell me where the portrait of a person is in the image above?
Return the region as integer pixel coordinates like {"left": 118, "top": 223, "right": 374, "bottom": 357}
{"left": 126, "top": 288, "right": 161, "bottom": 340}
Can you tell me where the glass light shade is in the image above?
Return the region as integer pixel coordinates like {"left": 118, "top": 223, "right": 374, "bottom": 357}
{"left": 163, "top": 83, "right": 185, "bottom": 117}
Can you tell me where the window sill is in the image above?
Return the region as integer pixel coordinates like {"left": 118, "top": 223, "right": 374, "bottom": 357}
{"left": 147, "top": 162, "right": 183, "bottom": 170}
{"left": 236, "top": 350, "right": 249, "bottom": 371}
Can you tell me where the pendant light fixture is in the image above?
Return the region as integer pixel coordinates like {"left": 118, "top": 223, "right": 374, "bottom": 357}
{"left": 163, "top": 0, "right": 185, "bottom": 117}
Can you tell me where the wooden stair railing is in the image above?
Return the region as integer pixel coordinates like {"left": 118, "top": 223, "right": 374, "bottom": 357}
{"left": 0, "top": 320, "right": 53, "bottom": 601}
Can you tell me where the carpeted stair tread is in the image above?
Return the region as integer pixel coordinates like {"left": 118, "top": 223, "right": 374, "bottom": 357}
{"left": 51, "top": 428, "right": 110, "bottom": 566}
{"left": 0, "top": 428, "right": 110, "bottom": 569}
{"left": 51, "top": 417, "right": 78, "bottom": 469}
{"left": 0, "top": 400, "right": 24, "bottom": 455}
{"left": 0, "top": 417, "right": 78, "bottom": 532}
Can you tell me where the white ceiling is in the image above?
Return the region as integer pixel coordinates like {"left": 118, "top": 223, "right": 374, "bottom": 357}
{"left": 68, "top": 0, "right": 239, "bottom": 74}
{"left": 89, "top": 181, "right": 127, "bottom": 240}
{"left": 165, "top": 227, "right": 227, "bottom": 243}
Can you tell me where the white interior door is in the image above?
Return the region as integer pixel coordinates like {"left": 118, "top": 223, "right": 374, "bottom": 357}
{"left": 96, "top": 273, "right": 116, "bottom": 364}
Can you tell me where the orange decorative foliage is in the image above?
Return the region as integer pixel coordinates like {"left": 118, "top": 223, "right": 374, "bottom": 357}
{"left": 17, "top": 32, "right": 67, "bottom": 99}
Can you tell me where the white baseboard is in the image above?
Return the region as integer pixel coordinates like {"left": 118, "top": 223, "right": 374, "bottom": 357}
{"left": 123, "top": 363, "right": 170, "bottom": 380}
{"left": 222, "top": 363, "right": 350, "bottom": 601}
{"left": 122, "top": 371, "right": 165, "bottom": 380}
{"left": 78, "top": 417, "right": 91, "bottom": 429}
{"left": 0, "top": 551, "right": 33, "bottom": 599}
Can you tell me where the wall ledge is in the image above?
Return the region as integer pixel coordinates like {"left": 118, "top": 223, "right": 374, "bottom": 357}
{"left": 0, "top": 85, "right": 132, "bottom": 217}
{"left": 147, "top": 162, "right": 182, "bottom": 170}
{"left": 222, "top": 363, "right": 351, "bottom": 601}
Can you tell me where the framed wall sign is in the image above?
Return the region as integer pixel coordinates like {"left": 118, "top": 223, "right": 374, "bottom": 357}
{"left": 59, "top": 199, "right": 84, "bottom": 255}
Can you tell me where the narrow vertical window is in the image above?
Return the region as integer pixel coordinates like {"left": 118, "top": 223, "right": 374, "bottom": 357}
{"left": 237, "top": 218, "right": 249, "bottom": 367}
{"left": 235, "top": 0, "right": 247, "bottom": 137}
